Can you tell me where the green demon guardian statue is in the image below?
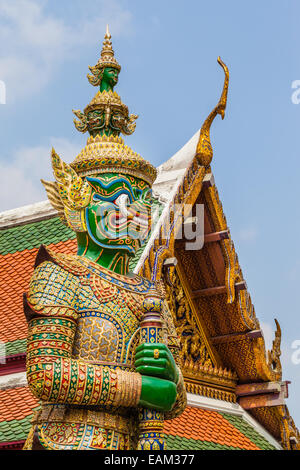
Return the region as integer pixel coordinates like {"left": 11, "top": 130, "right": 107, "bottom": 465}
{"left": 23, "top": 26, "right": 186, "bottom": 451}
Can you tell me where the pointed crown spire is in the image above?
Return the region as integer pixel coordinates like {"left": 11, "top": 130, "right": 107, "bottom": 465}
{"left": 101, "top": 25, "right": 114, "bottom": 60}
{"left": 87, "top": 25, "right": 121, "bottom": 87}
{"left": 70, "top": 26, "right": 157, "bottom": 186}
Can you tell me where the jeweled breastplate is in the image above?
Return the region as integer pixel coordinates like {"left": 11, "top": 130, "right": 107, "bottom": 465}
{"left": 72, "top": 262, "right": 154, "bottom": 367}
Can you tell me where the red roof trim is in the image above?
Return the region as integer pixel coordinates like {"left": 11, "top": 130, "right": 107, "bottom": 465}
{"left": 0, "top": 440, "right": 25, "bottom": 450}
{"left": 0, "top": 354, "right": 26, "bottom": 376}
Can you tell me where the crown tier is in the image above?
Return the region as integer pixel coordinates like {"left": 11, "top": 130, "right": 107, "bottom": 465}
{"left": 70, "top": 134, "right": 157, "bottom": 186}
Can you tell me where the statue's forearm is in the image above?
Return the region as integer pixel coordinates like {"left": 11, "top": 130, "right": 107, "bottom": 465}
{"left": 27, "top": 357, "right": 141, "bottom": 407}
{"left": 26, "top": 316, "right": 141, "bottom": 407}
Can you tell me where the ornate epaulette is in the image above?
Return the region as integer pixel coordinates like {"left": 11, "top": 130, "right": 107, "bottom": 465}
{"left": 24, "top": 295, "right": 79, "bottom": 323}
{"left": 35, "top": 245, "right": 89, "bottom": 277}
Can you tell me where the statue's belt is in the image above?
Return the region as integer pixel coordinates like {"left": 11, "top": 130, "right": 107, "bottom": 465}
{"left": 33, "top": 406, "right": 137, "bottom": 435}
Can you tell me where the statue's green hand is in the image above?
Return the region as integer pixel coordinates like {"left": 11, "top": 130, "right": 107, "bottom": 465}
{"left": 135, "top": 343, "right": 179, "bottom": 384}
{"left": 139, "top": 375, "right": 177, "bottom": 411}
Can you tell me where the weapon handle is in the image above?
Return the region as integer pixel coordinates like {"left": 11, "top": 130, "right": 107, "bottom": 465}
{"left": 137, "top": 289, "right": 166, "bottom": 451}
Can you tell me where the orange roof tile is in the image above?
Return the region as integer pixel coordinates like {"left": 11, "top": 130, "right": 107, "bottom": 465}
{"left": 164, "top": 407, "right": 260, "bottom": 450}
{"left": 0, "top": 239, "right": 77, "bottom": 344}
{"left": 0, "top": 386, "right": 39, "bottom": 422}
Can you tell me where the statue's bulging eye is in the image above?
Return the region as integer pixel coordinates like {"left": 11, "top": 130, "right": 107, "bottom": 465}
{"left": 92, "top": 190, "right": 133, "bottom": 205}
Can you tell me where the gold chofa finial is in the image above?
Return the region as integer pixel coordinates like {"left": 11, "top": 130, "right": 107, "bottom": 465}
{"left": 195, "top": 57, "right": 229, "bottom": 168}
{"left": 87, "top": 26, "right": 121, "bottom": 87}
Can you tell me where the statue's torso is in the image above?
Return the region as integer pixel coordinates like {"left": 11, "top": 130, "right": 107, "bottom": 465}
{"left": 31, "top": 251, "right": 156, "bottom": 450}
{"left": 73, "top": 266, "right": 152, "bottom": 366}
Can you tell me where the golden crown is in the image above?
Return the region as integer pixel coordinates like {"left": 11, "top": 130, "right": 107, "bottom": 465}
{"left": 70, "top": 134, "right": 157, "bottom": 186}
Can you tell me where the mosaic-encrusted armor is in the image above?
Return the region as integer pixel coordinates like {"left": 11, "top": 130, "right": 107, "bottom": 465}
{"left": 24, "top": 247, "right": 186, "bottom": 450}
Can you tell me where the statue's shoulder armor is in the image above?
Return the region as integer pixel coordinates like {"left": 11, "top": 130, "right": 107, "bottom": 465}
{"left": 34, "top": 244, "right": 89, "bottom": 277}
{"left": 24, "top": 245, "right": 80, "bottom": 323}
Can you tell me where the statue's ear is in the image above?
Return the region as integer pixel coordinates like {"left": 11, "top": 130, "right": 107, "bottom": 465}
{"left": 87, "top": 64, "right": 104, "bottom": 87}
{"left": 41, "top": 179, "right": 68, "bottom": 227}
{"left": 51, "top": 147, "right": 91, "bottom": 210}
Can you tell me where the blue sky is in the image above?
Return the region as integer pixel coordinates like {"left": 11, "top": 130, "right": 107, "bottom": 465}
{"left": 0, "top": 0, "right": 300, "bottom": 429}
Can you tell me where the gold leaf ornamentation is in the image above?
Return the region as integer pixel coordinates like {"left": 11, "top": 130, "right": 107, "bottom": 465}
{"left": 165, "top": 269, "right": 213, "bottom": 367}
{"left": 42, "top": 149, "right": 91, "bottom": 231}
{"left": 267, "top": 319, "right": 282, "bottom": 381}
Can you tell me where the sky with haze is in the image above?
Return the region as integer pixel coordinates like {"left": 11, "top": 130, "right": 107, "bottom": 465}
{"left": 0, "top": 0, "right": 300, "bottom": 429}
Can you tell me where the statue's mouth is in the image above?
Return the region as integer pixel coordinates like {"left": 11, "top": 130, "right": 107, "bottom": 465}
{"left": 92, "top": 208, "right": 150, "bottom": 241}
{"left": 108, "top": 210, "right": 150, "bottom": 232}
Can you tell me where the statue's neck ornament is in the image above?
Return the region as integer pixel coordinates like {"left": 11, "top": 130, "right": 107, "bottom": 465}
{"left": 42, "top": 26, "right": 157, "bottom": 275}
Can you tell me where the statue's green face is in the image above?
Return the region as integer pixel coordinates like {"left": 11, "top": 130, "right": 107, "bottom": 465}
{"left": 102, "top": 67, "right": 119, "bottom": 89}
{"left": 85, "top": 173, "right": 152, "bottom": 255}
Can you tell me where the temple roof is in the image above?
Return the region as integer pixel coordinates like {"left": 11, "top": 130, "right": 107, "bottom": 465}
{"left": 0, "top": 236, "right": 76, "bottom": 345}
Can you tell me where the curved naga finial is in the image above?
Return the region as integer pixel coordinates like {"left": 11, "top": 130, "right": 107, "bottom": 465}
{"left": 195, "top": 57, "right": 229, "bottom": 167}
{"left": 267, "top": 318, "right": 282, "bottom": 380}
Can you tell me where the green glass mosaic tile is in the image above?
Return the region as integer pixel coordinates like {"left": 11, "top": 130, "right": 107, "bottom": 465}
{"left": 129, "top": 198, "right": 163, "bottom": 271}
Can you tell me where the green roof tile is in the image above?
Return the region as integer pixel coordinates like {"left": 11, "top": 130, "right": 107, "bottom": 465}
{"left": 0, "top": 217, "right": 75, "bottom": 255}
{"left": 165, "top": 435, "right": 245, "bottom": 451}
{"left": 221, "top": 412, "right": 276, "bottom": 450}
{"left": 0, "top": 412, "right": 37, "bottom": 442}
{"left": 4, "top": 339, "right": 27, "bottom": 356}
